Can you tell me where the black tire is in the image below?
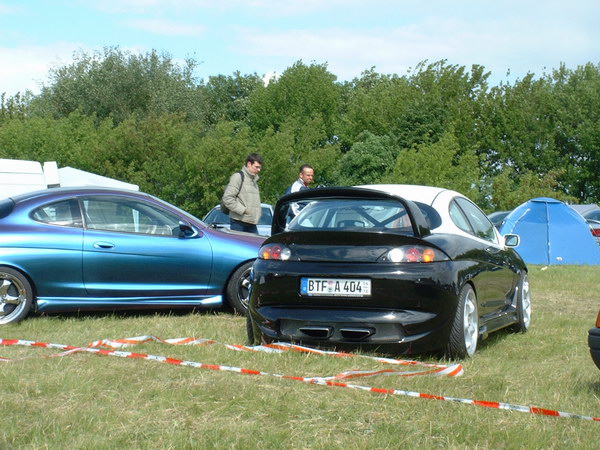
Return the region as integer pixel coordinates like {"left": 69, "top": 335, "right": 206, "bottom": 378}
{"left": 0, "top": 267, "right": 34, "bottom": 325}
{"left": 510, "top": 273, "right": 532, "bottom": 333}
{"left": 446, "top": 284, "right": 479, "bottom": 359}
{"left": 225, "top": 261, "right": 253, "bottom": 316}
{"left": 246, "top": 314, "right": 255, "bottom": 345}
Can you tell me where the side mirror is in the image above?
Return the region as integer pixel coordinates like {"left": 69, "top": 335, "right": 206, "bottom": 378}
{"left": 504, "top": 234, "right": 520, "bottom": 248}
{"left": 178, "top": 221, "right": 200, "bottom": 238}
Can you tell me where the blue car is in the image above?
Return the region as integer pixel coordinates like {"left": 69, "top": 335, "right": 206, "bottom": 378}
{"left": 0, "top": 187, "right": 265, "bottom": 324}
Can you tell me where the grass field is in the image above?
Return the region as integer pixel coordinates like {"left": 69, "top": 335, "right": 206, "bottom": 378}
{"left": 1, "top": 265, "right": 599, "bottom": 448}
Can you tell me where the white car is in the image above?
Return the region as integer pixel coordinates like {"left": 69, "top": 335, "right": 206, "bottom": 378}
{"left": 583, "top": 209, "right": 600, "bottom": 245}
{"left": 202, "top": 203, "right": 273, "bottom": 236}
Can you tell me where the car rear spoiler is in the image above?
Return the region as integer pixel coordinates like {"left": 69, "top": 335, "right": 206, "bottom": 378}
{"left": 273, "top": 187, "right": 431, "bottom": 237}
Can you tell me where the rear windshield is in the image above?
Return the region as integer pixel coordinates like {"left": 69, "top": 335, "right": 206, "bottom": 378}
{"left": 285, "top": 198, "right": 414, "bottom": 234}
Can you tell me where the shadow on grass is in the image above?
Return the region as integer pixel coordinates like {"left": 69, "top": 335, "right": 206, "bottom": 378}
{"left": 32, "top": 305, "right": 235, "bottom": 323}
{"left": 588, "top": 381, "right": 600, "bottom": 395}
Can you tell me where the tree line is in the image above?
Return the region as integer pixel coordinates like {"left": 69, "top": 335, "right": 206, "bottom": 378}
{"left": 1, "top": 47, "right": 599, "bottom": 217}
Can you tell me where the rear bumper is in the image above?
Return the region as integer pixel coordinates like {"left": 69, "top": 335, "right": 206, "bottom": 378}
{"left": 589, "top": 326, "right": 600, "bottom": 370}
{"left": 250, "top": 305, "right": 454, "bottom": 354}
{"left": 249, "top": 260, "right": 463, "bottom": 354}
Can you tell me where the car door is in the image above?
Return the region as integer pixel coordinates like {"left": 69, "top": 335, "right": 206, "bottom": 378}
{"left": 451, "top": 198, "right": 516, "bottom": 315}
{"left": 28, "top": 198, "right": 86, "bottom": 298}
{"left": 81, "top": 195, "right": 213, "bottom": 298}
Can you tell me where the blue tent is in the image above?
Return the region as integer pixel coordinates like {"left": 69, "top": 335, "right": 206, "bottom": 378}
{"left": 499, "top": 197, "right": 600, "bottom": 265}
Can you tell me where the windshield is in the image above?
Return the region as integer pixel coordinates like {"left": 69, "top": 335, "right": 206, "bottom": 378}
{"left": 284, "top": 198, "right": 414, "bottom": 234}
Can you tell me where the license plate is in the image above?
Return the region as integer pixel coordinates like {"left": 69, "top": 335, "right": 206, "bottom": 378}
{"left": 300, "top": 277, "right": 371, "bottom": 297}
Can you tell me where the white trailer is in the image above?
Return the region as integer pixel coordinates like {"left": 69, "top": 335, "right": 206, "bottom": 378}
{"left": 0, "top": 159, "right": 138, "bottom": 198}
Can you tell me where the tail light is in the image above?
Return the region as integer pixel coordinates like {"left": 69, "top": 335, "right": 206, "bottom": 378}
{"left": 259, "top": 243, "right": 292, "bottom": 261}
{"left": 591, "top": 228, "right": 600, "bottom": 237}
{"left": 380, "top": 245, "right": 449, "bottom": 263}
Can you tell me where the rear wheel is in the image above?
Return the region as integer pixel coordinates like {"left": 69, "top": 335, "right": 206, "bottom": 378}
{"left": 511, "top": 273, "right": 532, "bottom": 333}
{"left": 0, "top": 267, "right": 33, "bottom": 325}
{"left": 447, "top": 284, "right": 479, "bottom": 359}
{"left": 246, "top": 315, "right": 256, "bottom": 345}
{"left": 225, "top": 261, "right": 253, "bottom": 316}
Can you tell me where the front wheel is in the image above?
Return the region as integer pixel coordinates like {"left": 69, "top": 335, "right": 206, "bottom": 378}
{"left": 0, "top": 267, "right": 34, "bottom": 325}
{"left": 225, "top": 261, "right": 253, "bottom": 316}
{"left": 446, "top": 284, "right": 479, "bottom": 359}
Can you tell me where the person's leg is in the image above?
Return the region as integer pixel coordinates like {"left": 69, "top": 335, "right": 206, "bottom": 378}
{"left": 230, "top": 219, "right": 258, "bottom": 234}
{"left": 243, "top": 223, "right": 258, "bottom": 234}
{"left": 230, "top": 218, "right": 245, "bottom": 232}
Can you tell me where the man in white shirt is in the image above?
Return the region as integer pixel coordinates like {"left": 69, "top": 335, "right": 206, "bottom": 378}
{"left": 287, "top": 164, "right": 314, "bottom": 218}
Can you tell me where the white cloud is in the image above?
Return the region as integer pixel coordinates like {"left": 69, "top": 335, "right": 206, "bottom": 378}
{"left": 87, "top": 0, "right": 374, "bottom": 16}
{"left": 234, "top": 13, "right": 599, "bottom": 83}
{"left": 125, "top": 18, "right": 206, "bottom": 36}
{"left": 0, "top": 43, "right": 88, "bottom": 96}
{"left": 0, "top": 3, "right": 23, "bottom": 14}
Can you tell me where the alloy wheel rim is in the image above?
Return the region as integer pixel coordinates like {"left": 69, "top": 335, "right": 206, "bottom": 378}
{"left": 0, "top": 273, "right": 27, "bottom": 324}
{"left": 463, "top": 289, "right": 478, "bottom": 356}
{"left": 238, "top": 268, "right": 252, "bottom": 309}
{"left": 521, "top": 276, "right": 532, "bottom": 329}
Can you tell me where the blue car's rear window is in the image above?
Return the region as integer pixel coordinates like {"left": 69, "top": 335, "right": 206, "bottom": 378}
{"left": 0, "top": 198, "right": 15, "bottom": 219}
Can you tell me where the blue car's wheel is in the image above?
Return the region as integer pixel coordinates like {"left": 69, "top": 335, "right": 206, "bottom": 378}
{"left": 226, "top": 261, "right": 253, "bottom": 316}
{"left": 0, "top": 267, "right": 33, "bottom": 325}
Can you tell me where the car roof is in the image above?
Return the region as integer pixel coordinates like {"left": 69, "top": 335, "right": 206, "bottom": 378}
{"left": 9, "top": 186, "right": 142, "bottom": 202}
{"left": 211, "top": 203, "right": 272, "bottom": 210}
{"left": 357, "top": 184, "right": 463, "bottom": 206}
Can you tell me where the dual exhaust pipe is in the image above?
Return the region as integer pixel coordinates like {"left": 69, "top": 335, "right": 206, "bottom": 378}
{"left": 299, "top": 326, "right": 374, "bottom": 341}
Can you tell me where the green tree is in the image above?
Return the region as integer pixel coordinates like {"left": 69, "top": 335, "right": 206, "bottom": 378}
{"left": 340, "top": 61, "right": 490, "bottom": 154}
{"left": 30, "top": 47, "right": 206, "bottom": 124}
{"left": 479, "top": 73, "right": 560, "bottom": 176}
{"left": 386, "top": 130, "right": 481, "bottom": 202}
{"left": 203, "top": 72, "right": 263, "bottom": 124}
{"left": 332, "top": 132, "right": 397, "bottom": 186}
{"left": 0, "top": 92, "right": 32, "bottom": 122}
{"left": 0, "top": 111, "right": 112, "bottom": 168}
{"left": 247, "top": 61, "right": 341, "bottom": 142}
{"left": 184, "top": 121, "right": 255, "bottom": 215}
{"left": 491, "top": 168, "right": 577, "bottom": 210}
{"left": 549, "top": 63, "right": 600, "bottom": 202}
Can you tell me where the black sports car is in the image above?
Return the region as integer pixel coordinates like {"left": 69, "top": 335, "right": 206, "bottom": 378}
{"left": 590, "top": 310, "right": 600, "bottom": 370}
{"left": 247, "top": 184, "right": 531, "bottom": 358}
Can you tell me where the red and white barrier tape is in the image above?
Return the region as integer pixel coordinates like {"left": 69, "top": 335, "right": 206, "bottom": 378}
{"left": 1, "top": 336, "right": 598, "bottom": 422}
{"left": 0, "top": 335, "right": 462, "bottom": 379}
{"left": 86, "top": 335, "right": 464, "bottom": 378}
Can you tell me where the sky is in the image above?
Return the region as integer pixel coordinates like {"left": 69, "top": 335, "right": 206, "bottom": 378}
{"left": 1, "top": 0, "right": 599, "bottom": 96}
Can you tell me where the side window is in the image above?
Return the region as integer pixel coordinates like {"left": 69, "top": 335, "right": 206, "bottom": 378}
{"left": 82, "top": 197, "right": 181, "bottom": 236}
{"left": 449, "top": 201, "right": 472, "bottom": 234}
{"left": 455, "top": 197, "right": 497, "bottom": 243}
{"left": 32, "top": 199, "right": 83, "bottom": 228}
{"left": 416, "top": 202, "right": 442, "bottom": 229}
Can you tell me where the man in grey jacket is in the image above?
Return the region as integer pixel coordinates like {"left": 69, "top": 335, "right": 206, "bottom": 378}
{"left": 222, "top": 153, "right": 263, "bottom": 233}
